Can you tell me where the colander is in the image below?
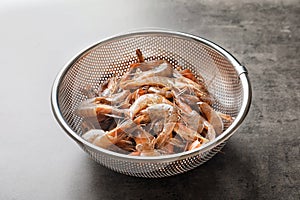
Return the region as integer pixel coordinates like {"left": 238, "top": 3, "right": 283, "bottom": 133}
{"left": 51, "top": 30, "right": 251, "bottom": 178}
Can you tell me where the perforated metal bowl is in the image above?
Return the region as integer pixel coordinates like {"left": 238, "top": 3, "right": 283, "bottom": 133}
{"left": 51, "top": 30, "right": 251, "bottom": 178}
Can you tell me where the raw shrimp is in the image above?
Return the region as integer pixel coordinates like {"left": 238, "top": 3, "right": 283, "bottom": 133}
{"left": 176, "top": 76, "right": 209, "bottom": 97}
{"left": 100, "top": 77, "right": 119, "bottom": 97}
{"left": 179, "top": 68, "right": 205, "bottom": 85}
{"left": 129, "top": 93, "right": 173, "bottom": 119}
{"left": 174, "top": 96, "right": 205, "bottom": 133}
{"left": 121, "top": 76, "right": 175, "bottom": 90}
{"left": 130, "top": 86, "right": 149, "bottom": 102}
{"left": 83, "top": 119, "right": 135, "bottom": 151}
{"left": 139, "top": 103, "right": 178, "bottom": 148}
{"left": 174, "top": 95, "right": 193, "bottom": 113}
{"left": 94, "top": 90, "right": 130, "bottom": 105}
{"left": 180, "top": 110, "right": 206, "bottom": 134}
{"left": 203, "top": 120, "right": 216, "bottom": 141}
{"left": 160, "top": 136, "right": 186, "bottom": 154}
{"left": 132, "top": 61, "right": 174, "bottom": 79}
{"left": 198, "top": 102, "right": 224, "bottom": 135}
{"left": 179, "top": 94, "right": 200, "bottom": 105}
{"left": 188, "top": 138, "right": 209, "bottom": 151}
{"left": 121, "top": 76, "right": 199, "bottom": 99}
{"left": 148, "top": 86, "right": 173, "bottom": 99}
{"left": 114, "top": 136, "right": 136, "bottom": 152}
{"left": 173, "top": 122, "right": 206, "bottom": 142}
{"left": 122, "top": 75, "right": 212, "bottom": 104}
{"left": 217, "top": 112, "right": 235, "bottom": 123}
{"left": 75, "top": 100, "right": 127, "bottom": 119}
{"left": 82, "top": 129, "right": 118, "bottom": 149}
{"left": 120, "top": 59, "right": 167, "bottom": 83}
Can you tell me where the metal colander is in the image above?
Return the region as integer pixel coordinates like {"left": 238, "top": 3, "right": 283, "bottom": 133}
{"left": 51, "top": 30, "right": 251, "bottom": 178}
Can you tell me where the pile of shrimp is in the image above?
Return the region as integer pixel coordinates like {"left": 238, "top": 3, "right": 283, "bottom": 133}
{"left": 75, "top": 49, "right": 234, "bottom": 156}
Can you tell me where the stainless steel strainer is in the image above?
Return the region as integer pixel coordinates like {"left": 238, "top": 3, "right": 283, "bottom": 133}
{"left": 51, "top": 30, "right": 251, "bottom": 178}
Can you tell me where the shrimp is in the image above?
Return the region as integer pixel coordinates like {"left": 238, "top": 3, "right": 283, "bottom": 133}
{"left": 132, "top": 136, "right": 160, "bottom": 156}
{"left": 160, "top": 137, "right": 186, "bottom": 154}
{"left": 98, "top": 79, "right": 109, "bottom": 94}
{"left": 132, "top": 61, "right": 174, "bottom": 79}
{"left": 179, "top": 68, "right": 205, "bottom": 85}
{"left": 176, "top": 76, "right": 209, "bottom": 97}
{"left": 82, "top": 129, "right": 118, "bottom": 149}
{"left": 129, "top": 93, "right": 173, "bottom": 119}
{"left": 180, "top": 94, "right": 200, "bottom": 105}
{"left": 106, "top": 119, "right": 136, "bottom": 137}
{"left": 148, "top": 86, "right": 173, "bottom": 99}
{"left": 135, "top": 134, "right": 154, "bottom": 152}
{"left": 94, "top": 90, "right": 131, "bottom": 105}
{"left": 217, "top": 111, "right": 235, "bottom": 123}
{"left": 122, "top": 75, "right": 212, "bottom": 104}
{"left": 81, "top": 119, "right": 136, "bottom": 150}
{"left": 188, "top": 137, "right": 209, "bottom": 151}
{"left": 203, "top": 120, "right": 216, "bottom": 141}
{"left": 174, "top": 96, "right": 205, "bottom": 133}
{"left": 178, "top": 113, "right": 216, "bottom": 141}
{"left": 173, "top": 83, "right": 214, "bottom": 105}
{"left": 174, "top": 95, "right": 193, "bottom": 113}
{"left": 121, "top": 76, "right": 175, "bottom": 90}
{"left": 151, "top": 119, "right": 164, "bottom": 135}
{"left": 120, "top": 59, "right": 168, "bottom": 83}
{"left": 177, "top": 94, "right": 202, "bottom": 112}
{"left": 198, "top": 102, "right": 224, "bottom": 135}
{"left": 100, "top": 77, "right": 119, "bottom": 97}
{"left": 131, "top": 124, "right": 155, "bottom": 152}
{"left": 173, "top": 68, "right": 209, "bottom": 94}
{"left": 114, "top": 137, "right": 136, "bottom": 152}
{"left": 75, "top": 101, "right": 127, "bottom": 119}
{"left": 121, "top": 75, "right": 194, "bottom": 93}
{"left": 179, "top": 110, "right": 206, "bottom": 134}
{"left": 173, "top": 123, "right": 207, "bottom": 142}
{"left": 85, "top": 119, "right": 135, "bottom": 150}
{"left": 139, "top": 103, "right": 178, "bottom": 148}
{"left": 131, "top": 86, "right": 149, "bottom": 102}
{"left": 194, "top": 91, "right": 215, "bottom": 105}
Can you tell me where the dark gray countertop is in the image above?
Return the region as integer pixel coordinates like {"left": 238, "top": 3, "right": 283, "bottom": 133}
{"left": 0, "top": 0, "right": 299, "bottom": 199}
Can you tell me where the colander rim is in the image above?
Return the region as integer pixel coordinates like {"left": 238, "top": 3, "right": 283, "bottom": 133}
{"left": 51, "top": 29, "right": 252, "bottom": 162}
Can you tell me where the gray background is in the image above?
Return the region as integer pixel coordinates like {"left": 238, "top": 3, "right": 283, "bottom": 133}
{"left": 0, "top": 0, "right": 299, "bottom": 199}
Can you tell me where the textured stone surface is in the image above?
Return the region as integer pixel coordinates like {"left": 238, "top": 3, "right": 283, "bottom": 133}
{"left": 0, "top": 0, "right": 299, "bottom": 199}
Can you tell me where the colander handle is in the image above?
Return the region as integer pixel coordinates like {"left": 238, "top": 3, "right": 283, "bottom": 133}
{"left": 236, "top": 65, "right": 248, "bottom": 76}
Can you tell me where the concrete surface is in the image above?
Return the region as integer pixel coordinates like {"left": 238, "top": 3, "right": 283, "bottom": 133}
{"left": 0, "top": 0, "right": 299, "bottom": 199}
